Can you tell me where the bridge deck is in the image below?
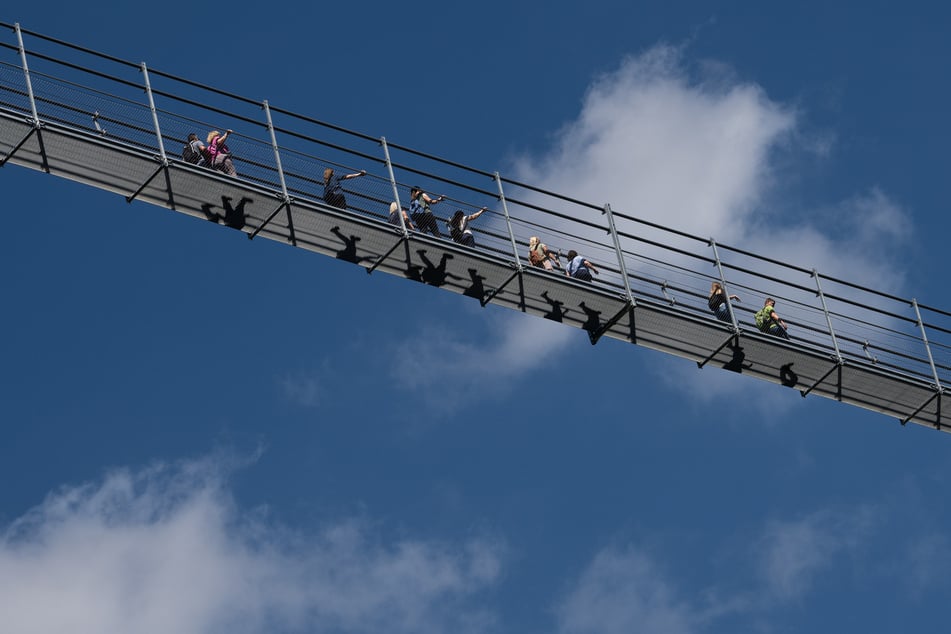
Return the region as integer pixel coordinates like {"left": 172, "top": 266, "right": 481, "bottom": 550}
{"left": 0, "top": 107, "right": 941, "bottom": 432}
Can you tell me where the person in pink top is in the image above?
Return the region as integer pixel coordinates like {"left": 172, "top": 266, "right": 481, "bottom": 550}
{"left": 206, "top": 129, "right": 236, "bottom": 176}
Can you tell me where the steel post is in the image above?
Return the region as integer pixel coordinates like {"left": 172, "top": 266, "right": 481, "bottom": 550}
{"left": 709, "top": 239, "right": 739, "bottom": 332}
{"left": 14, "top": 23, "right": 40, "bottom": 127}
{"left": 263, "top": 100, "right": 291, "bottom": 202}
{"left": 913, "top": 299, "right": 943, "bottom": 392}
{"left": 381, "top": 137, "right": 408, "bottom": 236}
{"left": 812, "top": 269, "right": 843, "bottom": 363}
{"left": 602, "top": 204, "right": 635, "bottom": 305}
{"left": 140, "top": 63, "right": 167, "bottom": 164}
{"left": 494, "top": 173, "right": 523, "bottom": 269}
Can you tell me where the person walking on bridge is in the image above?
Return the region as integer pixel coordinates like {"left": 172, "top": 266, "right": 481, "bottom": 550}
{"left": 206, "top": 129, "right": 237, "bottom": 176}
{"left": 528, "top": 236, "right": 562, "bottom": 272}
{"left": 324, "top": 167, "right": 367, "bottom": 210}
{"left": 448, "top": 207, "right": 486, "bottom": 247}
{"left": 709, "top": 281, "right": 740, "bottom": 323}
{"left": 755, "top": 297, "right": 789, "bottom": 339}
{"left": 565, "top": 250, "right": 598, "bottom": 282}
{"left": 409, "top": 186, "right": 445, "bottom": 238}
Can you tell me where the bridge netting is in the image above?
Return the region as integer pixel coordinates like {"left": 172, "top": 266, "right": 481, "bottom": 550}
{"left": 1, "top": 22, "right": 949, "bottom": 432}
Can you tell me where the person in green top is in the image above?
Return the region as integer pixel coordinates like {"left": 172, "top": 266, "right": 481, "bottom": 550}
{"left": 755, "top": 297, "right": 789, "bottom": 339}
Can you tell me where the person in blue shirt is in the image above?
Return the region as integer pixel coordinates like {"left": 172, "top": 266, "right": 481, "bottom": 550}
{"left": 408, "top": 185, "right": 446, "bottom": 237}
{"left": 565, "top": 250, "right": 598, "bottom": 281}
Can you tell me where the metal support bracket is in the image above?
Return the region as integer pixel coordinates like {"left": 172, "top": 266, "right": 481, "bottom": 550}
{"left": 900, "top": 391, "right": 942, "bottom": 428}
{"left": 249, "top": 197, "right": 290, "bottom": 240}
{"left": 800, "top": 360, "right": 843, "bottom": 400}
{"left": 481, "top": 267, "right": 521, "bottom": 307}
{"left": 698, "top": 333, "right": 739, "bottom": 369}
{"left": 367, "top": 234, "right": 407, "bottom": 275}
{"left": 125, "top": 160, "right": 166, "bottom": 203}
{"left": 0, "top": 126, "right": 37, "bottom": 167}
{"left": 590, "top": 301, "right": 635, "bottom": 345}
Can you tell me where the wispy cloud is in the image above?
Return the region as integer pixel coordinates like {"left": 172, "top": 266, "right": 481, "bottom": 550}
{"left": 755, "top": 508, "right": 875, "bottom": 601}
{"left": 280, "top": 372, "right": 326, "bottom": 408}
{"left": 389, "top": 308, "right": 576, "bottom": 410}
{"left": 555, "top": 545, "right": 696, "bottom": 634}
{"left": 0, "top": 456, "right": 502, "bottom": 634}
{"left": 553, "top": 507, "right": 881, "bottom": 633}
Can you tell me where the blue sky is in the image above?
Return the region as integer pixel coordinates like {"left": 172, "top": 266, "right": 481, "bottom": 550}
{"left": 2, "top": 2, "right": 951, "bottom": 633}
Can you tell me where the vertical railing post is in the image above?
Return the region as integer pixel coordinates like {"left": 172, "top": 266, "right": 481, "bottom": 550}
{"left": 250, "top": 100, "right": 296, "bottom": 245}
{"left": 604, "top": 204, "right": 635, "bottom": 305}
{"left": 380, "top": 137, "right": 408, "bottom": 236}
{"left": 14, "top": 23, "right": 40, "bottom": 128}
{"left": 913, "top": 299, "right": 943, "bottom": 392}
{"left": 708, "top": 239, "right": 738, "bottom": 332}
{"left": 263, "top": 100, "right": 290, "bottom": 203}
{"left": 494, "top": 172, "right": 523, "bottom": 269}
{"left": 140, "top": 63, "right": 167, "bottom": 163}
{"left": 812, "top": 269, "right": 843, "bottom": 363}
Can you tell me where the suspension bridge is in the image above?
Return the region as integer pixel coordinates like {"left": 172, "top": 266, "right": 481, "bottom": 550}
{"left": 1, "top": 23, "right": 949, "bottom": 433}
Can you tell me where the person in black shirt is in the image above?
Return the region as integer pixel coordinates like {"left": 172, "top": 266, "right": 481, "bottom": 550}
{"left": 708, "top": 281, "right": 739, "bottom": 323}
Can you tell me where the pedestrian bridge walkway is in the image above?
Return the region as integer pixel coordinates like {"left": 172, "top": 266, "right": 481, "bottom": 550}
{"left": 2, "top": 22, "right": 949, "bottom": 434}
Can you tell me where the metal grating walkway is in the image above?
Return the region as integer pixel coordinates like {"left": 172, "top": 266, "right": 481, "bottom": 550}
{"left": 1, "top": 23, "right": 948, "bottom": 433}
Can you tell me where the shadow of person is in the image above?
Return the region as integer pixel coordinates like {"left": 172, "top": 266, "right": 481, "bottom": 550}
{"left": 417, "top": 250, "right": 458, "bottom": 287}
{"left": 541, "top": 290, "right": 568, "bottom": 323}
{"left": 404, "top": 263, "right": 423, "bottom": 282}
{"left": 722, "top": 339, "right": 752, "bottom": 374}
{"left": 780, "top": 362, "right": 799, "bottom": 388}
{"left": 330, "top": 226, "right": 369, "bottom": 265}
{"left": 463, "top": 268, "right": 486, "bottom": 301}
{"left": 201, "top": 195, "right": 253, "bottom": 230}
{"left": 579, "top": 301, "right": 602, "bottom": 339}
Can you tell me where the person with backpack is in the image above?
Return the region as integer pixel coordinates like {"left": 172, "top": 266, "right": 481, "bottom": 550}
{"left": 565, "top": 250, "right": 598, "bottom": 282}
{"left": 447, "top": 207, "right": 486, "bottom": 247}
{"left": 323, "top": 167, "right": 367, "bottom": 210}
{"left": 206, "top": 129, "right": 236, "bottom": 176}
{"left": 527, "top": 236, "right": 562, "bottom": 272}
{"left": 755, "top": 297, "right": 789, "bottom": 339}
{"left": 182, "top": 133, "right": 208, "bottom": 167}
{"left": 409, "top": 186, "right": 445, "bottom": 238}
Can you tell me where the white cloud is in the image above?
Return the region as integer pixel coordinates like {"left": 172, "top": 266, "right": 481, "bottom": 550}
{"left": 756, "top": 508, "right": 875, "bottom": 601}
{"left": 901, "top": 534, "right": 951, "bottom": 595}
{"left": 555, "top": 546, "right": 696, "bottom": 634}
{"left": 514, "top": 44, "right": 795, "bottom": 245}
{"left": 514, "top": 45, "right": 912, "bottom": 287}
{"left": 390, "top": 308, "right": 576, "bottom": 409}
{"left": 280, "top": 372, "right": 325, "bottom": 408}
{"left": 388, "top": 43, "right": 915, "bottom": 414}
{"left": 0, "top": 457, "right": 502, "bottom": 634}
